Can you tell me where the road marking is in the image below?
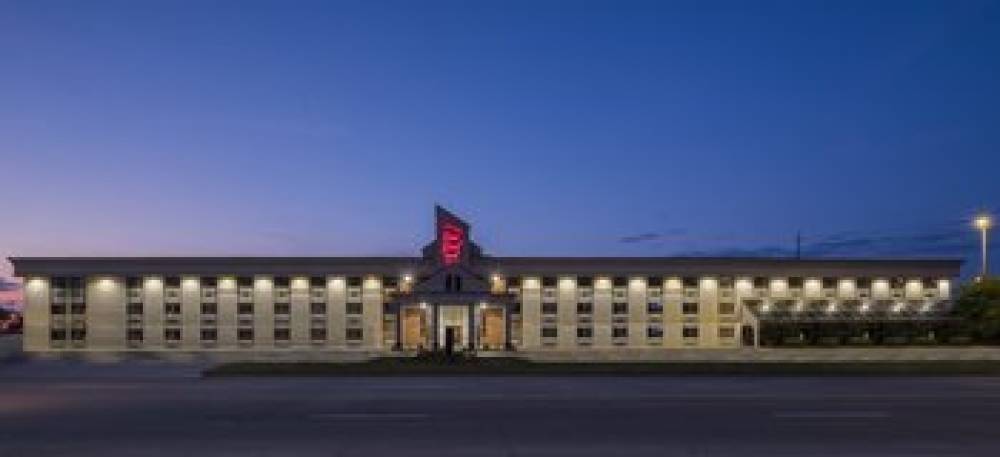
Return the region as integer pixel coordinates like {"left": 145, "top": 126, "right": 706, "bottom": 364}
{"left": 772, "top": 411, "right": 891, "bottom": 419}
{"left": 308, "top": 413, "right": 431, "bottom": 421}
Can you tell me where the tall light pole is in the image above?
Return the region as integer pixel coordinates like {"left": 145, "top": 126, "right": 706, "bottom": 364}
{"left": 974, "top": 214, "right": 993, "bottom": 279}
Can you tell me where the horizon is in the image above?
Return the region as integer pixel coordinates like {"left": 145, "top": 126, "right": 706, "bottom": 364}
{"left": 2, "top": 0, "right": 999, "bottom": 304}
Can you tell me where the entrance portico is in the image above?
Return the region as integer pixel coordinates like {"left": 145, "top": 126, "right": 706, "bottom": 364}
{"left": 389, "top": 294, "right": 515, "bottom": 352}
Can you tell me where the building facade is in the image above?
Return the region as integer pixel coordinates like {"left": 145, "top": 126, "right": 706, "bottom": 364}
{"left": 10, "top": 207, "right": 962, "bottom": 356}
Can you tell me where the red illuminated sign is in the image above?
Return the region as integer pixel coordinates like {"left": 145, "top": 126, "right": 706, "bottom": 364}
{"left": 440, "top": 221, "right": 465, "bottom": 266}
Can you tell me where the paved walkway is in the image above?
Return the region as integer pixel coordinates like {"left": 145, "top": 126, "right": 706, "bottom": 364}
{"left": 521, "top": 347, "right": 1000, "bottom": 362}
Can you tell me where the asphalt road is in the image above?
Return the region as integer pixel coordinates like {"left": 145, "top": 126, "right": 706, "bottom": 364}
{"left": 2, "top": 361, "right": 1000, "bottom": 456}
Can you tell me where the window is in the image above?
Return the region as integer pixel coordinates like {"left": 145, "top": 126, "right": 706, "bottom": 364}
{"left": 50, "top": 329, "right": 67, "bottom": 340}
{"left": 126, "top": 276, "right": 143, "bottom": 289}
{"left": 542, "top": 276, "right": 557, "bottom": 287}
{"left": 310, "top": 276, "right": 326, "bottom": 288}
{"left": 201, "top": 303, "right": 217, "bottom": 315}
{"left": 347, "top": 277, "right": 362, "bottom": 287}
{"left": 164, "top": 328, "right": 181, "bottom": 341}
{"left": 682, "top": 277, "right": 698, "bottom": 288}
{"left": 647, "top": 326, "right": 663, "bottom": 338}
{"left": 201, "top": 277, "right": 217, "bottom": 287}
{"left": 512, "top": 303, "right": 521, "bottom": 314}
{"left": 238, "top": 328, "right": 254, "bottom": 341}
{"left": 541, "top": 327, "right": 557, "bottom": 338}
{"left": 238, "top": 303, "right": 253, "bottom": 315}
{"left": 50, "top": 303, "right": 66, "bottom": 314}
{"left": 127, "top": 329, "right": 143, "bottom": 342}
{"left": 273, "top": 276, "right": 290, "bottom": 287}
{"left": 274, "top": 328, "right": 290, "bottom": 341}
{"left": 753, "top": 277, "right": 768, "bottom": 288}
{"left": 576, "top": 302, "right": 592, "bottom": 314}
{"left": 237, "top": 276, "right": 253, "bottom": 287}
{"left": 542, "top": 303, "right": 558, "bottom": 315}
{"left": 70, "top": 329, "right": 86, "bottom": 341}
{"left": 718, "top": 302, "right": 735, "bottom": 315}
{"left": 507, "top": 277, "right": 521, "bottom": 287}
{"left": 126, "top": 303, "right": 143, "bottom": 315}
{"left": 612, "top": 302, "right": 628, "bottom": 315}
{"left": 201, "top": 328, "right": 217, "bottom": 341}
{"left": 577, "top": 276, "right": 593, "bottom": 287}
{"left": 718, "top": 326, "right": 735, "bottom": 339}
{"left": 310, "top": 302, "right": 326, "bottom": 315}
{"left": 682, "top": 302, "right": 699, "bottom": 315}
{"left": 165, "top": 303, "right": 181, "bottom": 315}
{"left": 613, "top": 277, "right": 627, "bottom": 287}
{"left": 346, "top": 303, "right": 363, "bottom": 315}
{"left": 165, "top": 277, "right": 181, "bottom": 288}
{"left": 647, "top": 277, "right": 663, "bottom": 288}
{"left": 70, "top": 303, "right": 86, "bottom": 314}
{"left": 576, "top": 327, "right": 593, "bottom": 338}
{"left": 789, "top": 277, "right": 803, "bottom": 288}
{"left": 274, "top": 303, "right": 290, "bottom": 315}
{"left": 647, "top": 302, "right": 663, "bottom": 314}
{"left": 311, "top": 328, "right": 327, "bottom": 340}
{"left": 682, "top": 326, "right": 699, "bottom": 338}
{"left": 346, "top": 328, "right": 364, "bottom": 341}
{"left": 857, "top": 278, "right": 872, "bottom": 288}
{"left": 822, "top": 277, "right": 837, "bottom": 289}
{"left": 612, "top": 327, "right": 628, "bottom": 338}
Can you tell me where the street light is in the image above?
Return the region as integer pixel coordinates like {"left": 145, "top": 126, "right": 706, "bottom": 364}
{"left": 974, "top": 214, "right": 993, "bottom": 279}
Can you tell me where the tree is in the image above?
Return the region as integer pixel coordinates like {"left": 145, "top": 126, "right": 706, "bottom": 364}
{"left": 951, "top": 278, "right": 1000, "bottom": 343}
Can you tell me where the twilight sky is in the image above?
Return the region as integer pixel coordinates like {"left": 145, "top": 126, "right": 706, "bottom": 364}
{"left": 2, "top": 0, "right": 999, "bottom": 302}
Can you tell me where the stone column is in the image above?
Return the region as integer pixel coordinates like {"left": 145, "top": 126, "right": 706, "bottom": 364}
{"left": 432, "top": 304, "right": 440, "bottom": 350}
{"left": 394, "top": 305, "right": 402, "bottom": 350}
{"left": 467, "top": 303, "right": 476, "bottom": 350}
{"left": 505, "top": 303, "right": 513, "bottom": 350}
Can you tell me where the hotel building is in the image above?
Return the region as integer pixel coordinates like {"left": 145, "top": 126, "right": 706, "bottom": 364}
{"left": 10, "top": 207, "right": 962, "bottom": 357}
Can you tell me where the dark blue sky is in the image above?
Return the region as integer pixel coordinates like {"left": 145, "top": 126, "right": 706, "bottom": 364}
{"left": 2, "top": 0, "right": 998, "bottom": 288}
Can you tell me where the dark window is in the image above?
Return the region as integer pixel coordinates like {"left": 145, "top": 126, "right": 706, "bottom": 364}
{"left": 682, "top": 326, "right": 699, "bottom": 338}
{"left": 70, "top": 329, "right": 86, "bottom": 341}
{"left": 347, "top": 277, "right": 362, "bottom": 287}
{"left": 542, "top": 303, "right": 558, "bottom": 315}
{"left": 647, "top": 302, "right": 663, "bottom": 314}
{"left": 577, "top": 276, "right": 593, "bottom": 287}
{"left": 238, "top": 303, "right": 254, "bottom": 314}
{"left": 612, "top": 302, "right": 628, "bottom": 315}
{"left": 507, "top": 277, "right": 521, "bottom": 287}
{"left": 647, "top": 277, "right": 663, "bottom": 288}
{"left": 69, "top": 277, "right": 84, "bottom": 289}
{"left": 70, "top": 303, "right": 86, "bottom": 314}
{"left": 455, "top": 276, "right": 462, "bottom": 291}
{"left": 541, "top": 327, "right": 557, "bottom": 338}
{"left": 444, "top": 274, "right": 453, "bottom": 291}
{"left": 857, "top": 277, "right": 872, "bottom": 288}
{"left": 382, "top": 276, "right": 398, "bottom": 288}
{"left": 273, "top": 277, "right": 290, "bottom": 287}
{"left": 719, "top": 276, "right": 733, "bottom": 288}
{"left": 311, "top": 328, "right": 327, "bottom": 340}
{"left": 647, "top": 326, "right": 664, "bottom": 338}
{"left": 891, "top": 277, "right": 906, "bottom": 288}
{"left": 753, "top": 277, "right": 768, "bottom": 288}
{"left": 201, "top": 277, "right": 217, "bottom": 287}
{"left": 50, "top": 303, "right": 66, "bottom": 314}
{"left": 576, "top": 302, "right": 593, "bottom": 314}
{"left": 164, "top": 328, "right": 181, "bottom": 341}
{"left": 126, "top": 277, "right": 143, "bottom": 288}
{"left": 165, "top": 277, "right": 181, "bottom": 288}
{"left": 310, "top": 302, "right": 326, "bottom": 314}
{"left": 50, "top": 329, "right": 67, "bottom": 340}
{"left": 682, "top": 277, "right": 698, "bottom": 288}
{"left": 238, "top": 328, "right": 254, "bottom": 340}
{"left": 542, "top": 276, "right": 557, "bottom": 287}
{"left": 789, "top": 277, "right": 803, "bottom": 288}
{"left": 718, "top": 302, "right": 736, "bottom": 315}
{"left": 512, "top": 303, "right": 521, "bottom": 314}
{"left": 822, "top": 277, "right": 837, "bottom": 289}
{"left": 346, "top": 328, "right": 363, "bottom": 340}
{"left": 274, "top": 303, "right": 290, "bottom": 315}
{"left": 613, "top": 277, "right": 628, "bottom": 287}
{"left": 238, "top": 276, "right": 254, "bottom": 287}
{"left": 577, "top": 327, "right": 593, "bottom": 338}
{"left": 51, "top": 277, "right": 68, "bottom": 288}
{"left": 923, "top": 278, "right": 937, "bottom": 289}
{"left": 165, "top": 303, "right": 181, "bottom": 315}
{"left": 274, "top": 328, "right": 290, "bottom": 340}
{"left": 346, "top": 303, "right": 363, "bottom": 315}
{"left": 126, "top": 303, "right": 143, "bottom": 315}
{"left": 719, "top": 326, "right": 736, "bottom": 338}
{"left": 201, "top": 303, "right": 217, "bottom": 315}
{"left": 127, "top": 329, "right": 143, "bottom": 341}
{"left": 310, "top": 276, "right": 326, "bottom": 287}
{"left": 682, "top": 302, "right": 699, "bottom": 315}
{"left": 201, "top": 329, "right": 217, "bottom": 341}
{"left": 612, "top": 327, "right": 628, "bottom": 338}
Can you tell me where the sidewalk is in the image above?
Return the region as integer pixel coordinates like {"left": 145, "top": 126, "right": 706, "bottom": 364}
{"left": 521, "top": 347, "right": 1000, "bottom": 363}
